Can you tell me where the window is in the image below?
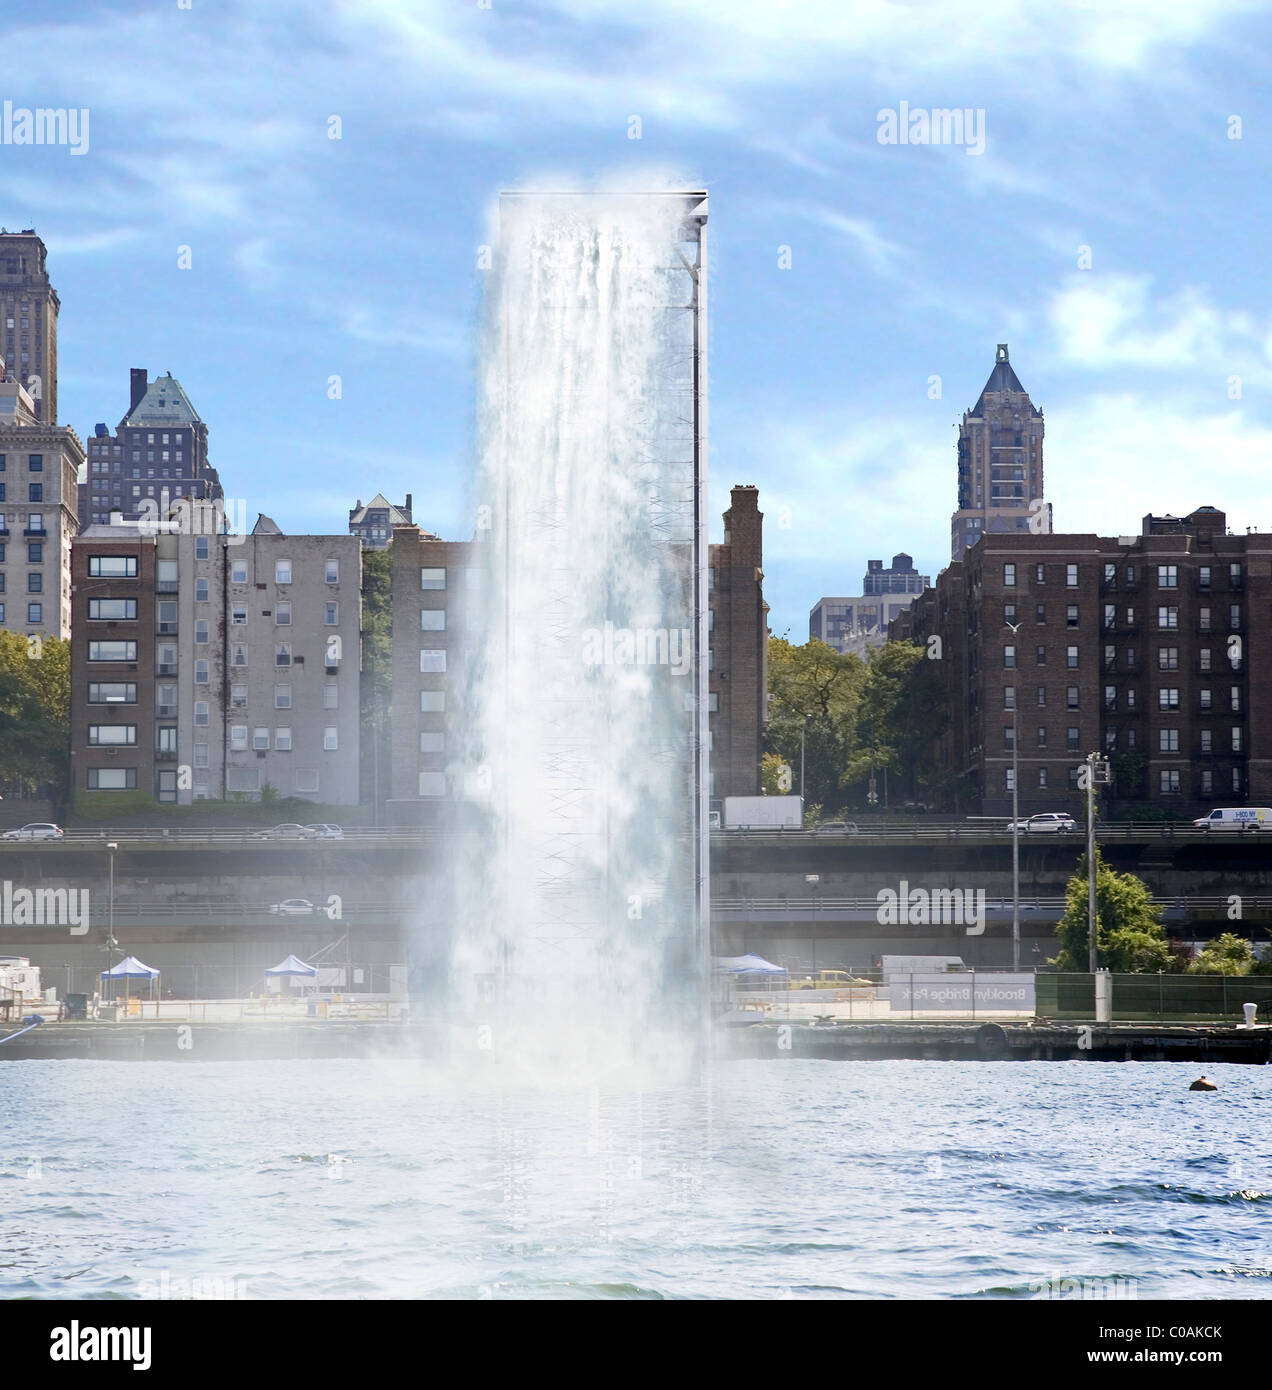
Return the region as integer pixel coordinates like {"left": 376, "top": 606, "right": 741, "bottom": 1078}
{"left": 275, "top": 559, "right": 292, "bottom": 584}
{"left": 232, "top": 644, "right": 248, "bottom": 667}
{"left": 1230, "top": 604, "right": 1242, "bottom": 630}
{"left": 87, "top": 598, "right": 136, "bottom": 620}
{"left": 1198, "top": 566, "right": 1211, "bottom": 589}
{"left": 195, "top": 536, "right": 209, "bottom": 560}
{"left": 1230, "top": 562, "right": 1243, "bottom": 586}
{"left": 1157, "top": 606, "right": 1178, "bottom": 630}
{"left": 232, "top": 604, "right": 247, "bottom": 625}
{"left": 1159, "top": 647, "right": 1179, "bottom": 671}
{"left": 28, "top": 483, "right": 41, "bottom": 502}
{"left": 1066, "top": 605, "right": 1079, "bottom": 628}
{"left": 87, "top": 768, "right": 136, "bottom": 790}
{"left": 27, "top": 541, "right": 41, "bottom": 563}
{"left": 1066, "top": 564, "right": 1078, "bottom": 587}
{"left": 1159, "top": 728, "right": 1179, "bottom": 752}
{"left": 1003, "top": 645, "right": 1016, "bottom": 669}
{"left": 1201, "top": 769, "right": 1213, "bottom": 795}
{"left": 194, "top": 659, "right": 209, "bottom": 685}
{"left": 1200, "top": 688, "right": 1212, "bottom": 710}
{"left": 1067, "top": 726, "right": 1080, "bottom": 750}
{"left": 89, "top": 555, "right": 137, "bottom": 578}
{"left": 227, "top": 768, "right": 260, "bottom": 793}
{"left": 1035, "top": 563, "right": 1045, "bottom": 583}
{"left": 1126, "top": 565, "right": 1136, "bottom": 585}
{"left": 1199, "top": 606, "right": 1211, "bottom": 631}
{"left": 253, "top": 727, "right": 269, "bottom": 750}
{"left": 1066, "top": 646, "right": 1078, "bottom": 668}
{"left": 420, "top": 649, "right": 447, "bottom": 673}
{"left": 1035, "top": 645, "right": 1046, "bottom": 666}
{"left": 1104, "top": 644, "right": 1116, "bottom": 669}
{"left": 275, "top": 683, "right": 292, "bottom": 709}
{"left": 1126, "top": 729, "right": 1137, "bottom": 750}
{"left": 156, "top": 726, "right": 178, "bottom": 754}
{"left": 231, "top": 560, "right": 248, "bottom": 583}
{"left": 420, "top": 690, "right": 445, "bottom": 713}
{"left": 88, "top": 725, "right": 136, "bottom": 746}
{"left": 194, "top": 701, "right": 209, "bottom": 727}
{"left": 419, "top": 608, "right": 446, "bottom": 632}
{"left": 1126, "top": 688, "right": 1136, "bottom": 709}
{"left": 195, "top": 619, "right": 209, "bottom": 644}
{"left": 1231, "top": 686, "right": 1242, "bottom": 712}
{"left": 419, "top": 731, "right": 445, "bottom": 754}
{"left": 275, "top": 728, "right": 292, "bottom": 751}
{"left": 87, "top": 640, "right": 137, "bottom": 661}
{"left": 323, "top": 727, "right": 338, "bottom": 751}
{"left": 1104, "top": 729, "right": 1116, "bottom": 751}
{"left": 194, "top": 743, "right": 209, "bottom": 769}
{"left": 1004, "top": 767, "right": 1015, "bottom": 791}
{"left": 195, "top": 579, "right": 209, "bottom": 602}
{"left": 1036, "top": 604, "right": 1046, "bottom": 624}
{"left": 1003, "top": 686, "right": 1016, "bottom": 710}
{"left": 1200, "top": 648, "right": 1212, "bottom": 671}
{"left": 1038, "top": 768, "right": 1048, "bottom": 788}
{"left": 27, "top": 454, "right": 42, "bottom": 472}
{"left": 1036, "top": 726, "right": 1047, "bottom": 747}
{"left": 325, "top": 602, "right": 339, "bottom": 626}
{"left": 1103, "top": 604, "right": 1116, "bottom": 630}
{"left": 325, "top": 559, "right": 339, "bottom": 584}
{"left": 324, "top": 683, "right": 338, "bottom": 710}
{"left": 88, "top": 683, "right": 136, "bottom": 704}
{"left": 1067, "top": 686, "right": 1079, "bottom": 709}
{"left": 1126, "top": 607, "right": 1135, "bottom": 627}
{"left": 156, "top": 684, "right": 177, "bottom": 714}
{"left": 1036, "top": 686, "right": 1046, "bottom": 707}
{"left": 230, "top": 725, "right": 248, "bottom": 751}
{"left": 1200, "top": 729, "right": 1212, "bottom": 753}
{"left": 27, "top": 572, "right": 40, "bottom": 593}
{"left": 1159, "top": 688, "right": 1179, "bottom": 709}
{"left": 420, "top": 567, "right": 446, "bottom": 590}
{"left": 1157, "top": 565, "right": 1177, "bottom": 588}
{"left": 275, "top": 601, "right": 291, "bottom": 626}
{"left": 275, "top": 644, "right": 291, "bottom": 666}
{"left": 419, "top": 770, "right": 446, "bottom": 798}
{"left": 1160, "top": 770, "right": 1181, "bottom": 794}
{"left": 1104, "top": 685, "right": 1116, "bottom": 710}
{"left": 231, "top": 684, "right": 248, "bottom": 709}
{"left": 1233, "top": 727, "right": 1244, "bottom": 753}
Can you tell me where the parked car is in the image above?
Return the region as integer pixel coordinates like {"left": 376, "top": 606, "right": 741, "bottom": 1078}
{"left": 2, "top": 823, "right": 64, "bottom": 841}
{"left": 815, "top": 821, "right": 859, "bottom": 834}
{"left": 268, "top": 898, "right": 315, "bottom": 915}
{"left": 1192, "top": 807, "right": 1272, "bottom": 832}
{"left": 1006, "top": 813, "right": 1077, "bottom": 833}
{"left": 304, "top": 823, "right": 344, "bottom": 839}
{"left": 254, "top": 823, "right": 318, "bottom": 840}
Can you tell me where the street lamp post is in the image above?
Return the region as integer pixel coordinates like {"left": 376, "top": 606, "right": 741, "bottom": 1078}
{"left": 1006, "top": 621, "right": 1022, "bottom": 972}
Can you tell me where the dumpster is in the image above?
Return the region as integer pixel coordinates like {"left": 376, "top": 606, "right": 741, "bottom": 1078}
{"left": 65, "top": 993, "right": 88, "bottom": 1020}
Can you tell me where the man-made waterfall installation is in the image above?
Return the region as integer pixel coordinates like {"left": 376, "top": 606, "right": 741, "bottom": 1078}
{"left": 425, "top": 190, "right": 710, "bottom": 1083}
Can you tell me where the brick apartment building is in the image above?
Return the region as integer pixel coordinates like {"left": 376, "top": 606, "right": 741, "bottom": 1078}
{"left": 899, "top": 505, "right": 1272, "bottom": 818}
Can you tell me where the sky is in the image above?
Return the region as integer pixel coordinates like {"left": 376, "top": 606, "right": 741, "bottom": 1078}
{"left": 3, "top": 0, "right": 1272, "bottom": 637}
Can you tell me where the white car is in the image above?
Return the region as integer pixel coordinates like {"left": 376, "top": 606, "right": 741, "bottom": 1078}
{"left": 815, "top": 821, "right": 859, "bottom": 834}
{"left": 2, "top": 822, "right": 64, "bottom": 841}
{"left": 304, "top": 823, "right": 344, "bottom": 839}
{"left": 1006, "top": 813, "right": 1077, "bottom": 833}
{"left": 255, "top": 823, "right": 318, "bottom": 840}
{"left": 268, "top": 898, "right": 315, "bottom": 915}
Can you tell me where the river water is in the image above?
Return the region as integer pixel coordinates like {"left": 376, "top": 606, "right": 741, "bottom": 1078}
{"left": 3, "top": 1058, "right": 1269, "bottom": 1299}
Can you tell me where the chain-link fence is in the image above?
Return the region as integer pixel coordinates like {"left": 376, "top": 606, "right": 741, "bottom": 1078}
{"left": 1037, "top": 971, "right": 1272, "bottom": 1022}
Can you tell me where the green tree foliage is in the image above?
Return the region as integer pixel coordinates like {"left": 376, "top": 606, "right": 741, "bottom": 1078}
{"left": 1188, "top": 932, "right": 1256, "bottom": 976}
{"left": 360, "top": 545, "right": 393, "bottom": 807}
{"left": 851, "top": 641, "right": 949, "bottom": 801}
{"left": 1052, "top": 849, "right": 1175, "bottom": 972}
{"left": 0, "top": 631, "right": 70, "bottom": 805}
{"left": 764, "top": 638, "right": 866, "bottom": 813}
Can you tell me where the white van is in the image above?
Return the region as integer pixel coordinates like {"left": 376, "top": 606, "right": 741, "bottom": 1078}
{"left": 1192, "top": 807, "right": 1272, "bottom": 832}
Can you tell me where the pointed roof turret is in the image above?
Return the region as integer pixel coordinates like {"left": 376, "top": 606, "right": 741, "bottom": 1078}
{"left": 968, "top": 343, "right": 1028, "bottom": 416}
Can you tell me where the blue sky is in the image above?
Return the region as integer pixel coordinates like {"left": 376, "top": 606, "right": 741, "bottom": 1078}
{"left": 4, "top": 0, "right": 1272, "bottom": 636}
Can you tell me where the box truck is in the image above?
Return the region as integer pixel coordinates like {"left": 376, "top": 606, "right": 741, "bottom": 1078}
{"left": 723, "top": 795, "right": 803, "bottom": 830}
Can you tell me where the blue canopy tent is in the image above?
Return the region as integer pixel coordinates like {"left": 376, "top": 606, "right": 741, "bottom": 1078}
{"left": 712, "top": 954, "right": 786, "bottom": 976}
{"left": 265, "top": 954, "right": 319, "bottom": 995}
{"left": 100, "top": 955, "right": 160, "bottom": 1009}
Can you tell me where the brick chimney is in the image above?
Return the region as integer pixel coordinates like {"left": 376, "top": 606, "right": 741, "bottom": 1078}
{"left": 129, "top": 368, "right": 148, "bottom": 413}
{"left": 722, "top": 485, "right": 762, "bottom": 568}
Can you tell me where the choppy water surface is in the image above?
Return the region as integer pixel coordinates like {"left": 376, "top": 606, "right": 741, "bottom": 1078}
{"left": 3, "top": 1059, "right": 1270, "bottom": 1299}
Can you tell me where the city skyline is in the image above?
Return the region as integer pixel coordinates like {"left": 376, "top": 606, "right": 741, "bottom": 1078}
{"left": 5, "top": 2, "right": 1272, "bottom": 639}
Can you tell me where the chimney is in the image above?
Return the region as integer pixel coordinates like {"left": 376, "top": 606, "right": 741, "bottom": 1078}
{"left": 404, "top": 493, "right": 412, "bottom": 515}
{"left": 723, "top": 485, "right": 763, "bottom": 568}
{"left": 129, "top": 368, "right": 148, "bottom": 413}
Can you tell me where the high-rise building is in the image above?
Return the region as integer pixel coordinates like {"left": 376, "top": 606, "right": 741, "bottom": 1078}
{"left": 79, "top": 369, "right": 222, "bottom": 529}
{"left": 0, "top": 371, "right": 84, "bottom": 639}
{"left": 0, "top": 229, "right": 58, "bottom": 424}
{"left": 900, "top": 505, "right": 1270, "bottom": 818}
{"left": 349, "top": 494, "right": 415, "bottom": 549}
{"left": 950, "top": 344, "right": 1049, "bottom": 560}
{"left": 810, "top": 553, "right": 930, "bottom": 657}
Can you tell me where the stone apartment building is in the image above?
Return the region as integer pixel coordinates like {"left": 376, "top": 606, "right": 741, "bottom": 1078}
{"left": 0, "top": 229, "right": 58, "bottom": 424}
{"left": 900, "top": 505, "right": 1272, "bottom": 818}
{"left": 0, "top": 373, "right": 83, "bottom": 639}
{"left": 350, "top": 494, "right": 415, "bottom": 549}
{"left": 71, "top": 510, "right": 362, "bottom": 806}
{"left": 809, "top": 552, "right": 929, "bottom": 658}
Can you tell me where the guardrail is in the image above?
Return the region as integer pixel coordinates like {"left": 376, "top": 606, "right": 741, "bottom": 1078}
{"left": 714, "top": 895, "right": 1272, "bottom": 916}
{"left": 0, "top": 827, "right": 451, "bottom": 846}
{"left": 714, "top": 821, "right": 1259, "bottom": 842}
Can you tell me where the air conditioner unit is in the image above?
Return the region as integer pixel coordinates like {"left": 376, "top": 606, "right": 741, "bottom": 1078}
{"left": 105, "top": 748, "right": 118, "bottom": 758}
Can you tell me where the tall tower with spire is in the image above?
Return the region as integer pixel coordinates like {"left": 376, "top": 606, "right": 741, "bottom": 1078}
{"left": 950, "top": 343, "right": 1048, "bottom": 560}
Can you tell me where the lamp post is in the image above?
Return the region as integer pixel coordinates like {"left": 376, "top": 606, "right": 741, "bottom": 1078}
{"left": 106, "top": 841, "right": 118, "bottom": 984}
{"left": 1083, "top": 753, "right": 1110, "bottom": 973}
{"left": 1006, "top": 621, "right": 1021, "bottom": 972}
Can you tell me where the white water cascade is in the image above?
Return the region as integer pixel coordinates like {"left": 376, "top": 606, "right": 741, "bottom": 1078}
{"left": 425, "top": 191, "right": 710, "bottom": 1085}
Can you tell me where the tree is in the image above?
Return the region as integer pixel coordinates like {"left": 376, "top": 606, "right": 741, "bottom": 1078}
{"left": 1188, "top": 933, "right": 1256, "bottom": 976}
{"left": 850, "top": 641, "right": 949, "bottom": 803}
{"left": 764, "top": 637, "right": 866, "bottom": 813}
{"left": 360, "top": 545, "right": 393, "bottom": 807}
{"left": 1051, "top": 849, "right": 1175, "bottom": 972}
{"left": 0, "top": 631, "right": 70, "bottom": 808}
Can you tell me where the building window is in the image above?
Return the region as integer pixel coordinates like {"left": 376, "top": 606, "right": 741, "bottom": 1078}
{"left": 1200, "top": 729, "right": 1212, "bottom": 753}
{"left": 420, "top": 567, "right": 446, "bottom": 590}
{"left": 275, "top": 559, "right": 292, "bottom": 584}
{"left": 1230, "top": 562, "right": 1243, "bottom": 586}
{"left": 89, "top": 555, "right": 137, "bottom": 578}
{"left": 1198, "top": 566, "right": 1211, "bottom": 589}
{"left": 324, "top": 683, "right": 338, "bottom": 710}
{"left": 1003, "top": 685, "right": 1016, "bottom": 710}
{"left": 275, "top": 728, "right": 292, "bottom": 751}
{"left": 1199, "top": 606, "right": 1211, "bottom": 631}
{"left": 1126, "top": 688, "right": 1136, "bottom": 709}
{"left": 420, "top": 609, "right": 445, "bottom": 631}
{"left": 253, "top": 727, "right": 269, "bottom": 750}
{"left": 1036, "top": 686, "right": 1046, "bottom": 707}
{"left": 232, "top": 644, "right": 248, "bottom": 667}
{"left": 156, "top": 726, "right": 178, "bottom": 755}
{"left": 1103, "top": 644, "right": 1116, "bottom": 669}
{"left": 323, "top": 727, "right": 338, "bottom": 751}
{"left": 28, "top": 483, "right": 41, "bottom": 502}
{"left": 88, "top": 683, "right": 136, "bottom": 704}
{"left": 1066, "top": 605, "right": 1078, "bottom": 627}
{"left": 195, "top": 537, "right": 210, "bottom": 560}
{"left": 232, "top": 560, "right": 248, "bottom": 583}
{"left": 1233, "top": 727, "right": 1244, "bottom": 753}
{"left": 1067, "top": 726, "right": 1080, "bottom": 750}
{"left": 87, "top": 768, "right": 136, "bottom": 790}
{"left": 1157, "top": 606, "right": 1178, "bottom": 630}
{"left": 230, "top": 725, "right": 248, "bottom": 751}
{"left": 194, "top": 659, "right": 209, "bottom": 684}
{"left": 1035, "top": 564, "right": 1045, "bottom": 583}
{"left": 1035, "top": 604, "right": 1046, "bottom": 624}
{"left": 275, "top": 644, "right": 291, "bottom": 666}
{"left": 195, "top": 619, "right": 209, "bottom": 644}
{"left": 1157, "top": 565, "right": 1177, "bottom": 588}
{"left": 194, "top": 701, "right": 209, "bottom": 727}
{"left": 1159, "top": 647, "right": 1179, "bottom": 671}
{"left": 194, "top": 743, "right": 209, "bottom": 768}
{"left": 1159, "top": 728, "right": 1179, "bottom": 752}
{"left": 1038, "top": 768, "right": 1047, "bottom": 788}
{"left": 231, "top": 684, "right": 248, "bottom": 708}
{"left": 325, "top": 559, "right": 339, "bottom": 584}
{"left": 1230, "top": 604, "right": 1242, "bottom": 630}
{"left": 1159, "top": 688, "right": 1179, "bottom": 709}
{"left": 1066, "top": 564, "right": 1078, "bottom": 587}
{"left": 87, "top": 640, "right": 137, "bottom": 661}
{"left": 1199, "top": 648, "right": 1212, "bottom": 671}
{"left": 27, "top": 541, "right": 41, "bottom": 563}
{"left": 88, "top": 725, "right": 137, "bottom": 746}
{"left": 1035, "top": 645, "right": 1046, "bottom": 666}
{"left": 1036, "top": 725, "right": 1046, "bottom": 747}
{"left": 1103, "top": 604, "right": 1115, "bottom": 630}
{"left": 419, "top": 731, "right": 445, "bottom": 754}
{"left": 325, "top": 602, "right": 339, "bottom": 626}
{"left": 1005, "top": 767, "right": 1015, "bottom": 791}
{"left": 1065, "top": 686, "right": 1078, "bottom": 709}
{"left": 1066, "top": 646, "right": 1078, "bottom": 668}
{"left": 1003, "top": 645, "right": 1016, "bottom": 669}
{"left": 1160, "top": 770, "right": 1181, "bottom": 794}
{"left": 195, "top": 579, "right": 209, "bottom": 602}
{"left": 1200, "top": 688, "right": 1212, "bottom": 710}
{"left": 232, "top": 604, "right": 247, "bottom": 624}
{"left": 420, "top": 649, "right": 447, "bottom": 673}
{"left": 420, "top": 690, "right": 445, "bottom": 712}
{"left": 275, "top": 601, "right": 292, "bottom": 626}
{"left": 87, "top": 597, "right": 136, "bottom": 620}
{"left": 275, "top": 684, "right": 292, "bottom": 709}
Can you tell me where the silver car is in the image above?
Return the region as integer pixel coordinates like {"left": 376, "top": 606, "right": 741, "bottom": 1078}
{"left": 1006, "top": 813, "right": 1077, "bottom": 833}
{"left": 255, "top": 823, "right": 318, "bottom": 840}
{"left": 2, "top": 822, "right": 64, "bottom": 840}
{"left": 304, "top": 823, "right": 344, "bottom": 839}
{"left": 269, "top": 898, "right": 316, "bottom": 915}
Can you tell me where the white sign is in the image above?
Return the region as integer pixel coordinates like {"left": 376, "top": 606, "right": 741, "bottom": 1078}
{"left": 888, "top": 973, "right": 1034, "bottom": 1012}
